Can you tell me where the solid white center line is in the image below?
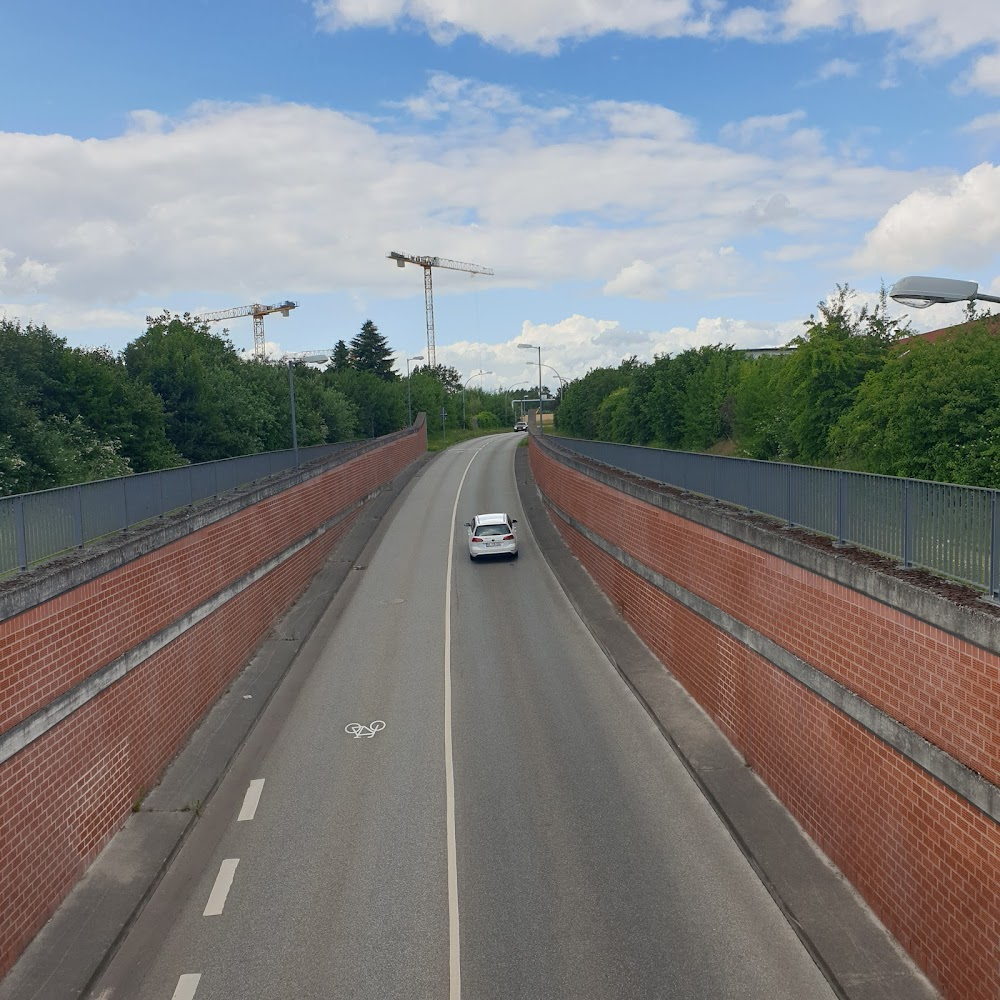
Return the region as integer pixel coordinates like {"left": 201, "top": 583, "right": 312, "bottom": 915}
{"left": 445, "top": 445, "right": 486, "bottom": 1000}
{"left": 203, "top": 858, "right": 239, "bottom": 916}
{"left": 171, "top": 973, "right": 202, "bottom": 999}
{"left": 238, "top": 779, "right": 265, "bottom": 821}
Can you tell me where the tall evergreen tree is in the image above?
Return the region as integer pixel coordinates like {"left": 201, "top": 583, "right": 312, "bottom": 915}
{"left": 349, "top": 320, "right": 396, "bottom": 381}
{"left": 330, "top": 340, "right": 352, "bottom": 372}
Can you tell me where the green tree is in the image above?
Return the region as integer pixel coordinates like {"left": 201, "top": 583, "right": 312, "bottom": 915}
{"left": 330, "top": 340, "right": 351, "bottom": 372}
{"left": 60, "top": 346, "right": 184, "bottom": 472}
{"left": 350, "top": 320, "right": 397, "bottom": 381}
{"left": 780, "top": 285, "right": 899, "bottom": 464}
{"left": 829, "top": 325, "right": 1000, "bottom": 486}
{"left": 327, "top": 368, "right": 403, "bottom": 437}
{"left": 123, "top": 313, "right": 270, "bottom": 463}
{"left": 413, "top": 363, "right": 462, "bottom": 393}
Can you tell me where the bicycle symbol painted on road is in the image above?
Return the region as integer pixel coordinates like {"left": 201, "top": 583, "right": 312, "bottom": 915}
{"left": 345, "top": 720, "right": 386, "bottom": 739}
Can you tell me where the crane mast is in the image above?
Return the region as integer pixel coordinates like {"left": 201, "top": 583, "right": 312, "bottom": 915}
{"left": 196, "top": 300, "right": 299, "bottom": 360}
{"left": 387, "top": 251, "right": 493, "bottom": 367}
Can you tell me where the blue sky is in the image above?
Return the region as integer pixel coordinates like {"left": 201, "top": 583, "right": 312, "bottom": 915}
{"left": 3, "top": 0, "right": 1000, "bottom": 388}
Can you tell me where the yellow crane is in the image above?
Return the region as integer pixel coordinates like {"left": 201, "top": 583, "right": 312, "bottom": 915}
{"left": 197, "top": 300, "right": 299, "bottom": 360}
{"left": 388, "top": 251, "right": 492, "bottom": 368}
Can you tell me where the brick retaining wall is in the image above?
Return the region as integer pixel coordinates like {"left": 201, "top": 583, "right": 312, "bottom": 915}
{"left": 530, "top": 436, "right": 999, "bottom": 1000}
{"left": 0, "top": 423, "right": 425, "bottom": 977}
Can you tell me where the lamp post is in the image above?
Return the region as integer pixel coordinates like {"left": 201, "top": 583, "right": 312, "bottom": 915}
{"left": 405, "top": 354, "right": 423, "bottom": 426}
{"left": 284, "top": 352, "right": 330, "bottom": 466}
{"left": 462, "top": 370, "right": 493, "bottom": 428}
{"left": 505, "top": 381, "right": 530, "bottom": 421}
{"left": 526, "top": 360, "right": 567, "bottom": 402}
{"left": 517, "top": 343, "right": 544, "bottom": 433}
{"left": 889, "top": 275, "right": 1000, "bottom": 310}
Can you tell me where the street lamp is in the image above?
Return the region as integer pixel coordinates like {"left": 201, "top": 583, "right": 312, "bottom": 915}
{"left": 405, "top": 354, "right": 423, "bottom": 426}
{"left": 889, "top": 275, "right": 1000, "bottom": 310}
{"left": 462, "top": 370, "right": 493, "bottom": 427}
{"left": 526, "top": 360, "right": 567, "bottom": 388}
{"left": 517, "top": 342, "right": 544, "bottom": 433}
{"left": 283, "top": 352, "right": 329, "bottom": 466}
{"left": 505, "top": 381, "right": 530, "bottom": 421}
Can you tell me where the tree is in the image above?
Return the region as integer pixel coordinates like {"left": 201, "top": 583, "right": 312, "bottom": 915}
{"left": 61, "top": 346, "right": 184, "bottom": 472}
{"left": 829, "top": 325, "right": 1000, "bottom": 486}
{"left": 413, "top": 363, "right": 461, "bottom": 393}
{"left": 330, "top": 340, "right": 351, "bottom": 372}
{"left": 326, "top": 368, "right": 404, "bottom": 437}
{"left": 349, "top": 320, "right": 397, "bottom": 381}
{"left": 780, "top": 285, "right": 898, "bottom": 464}
{"left": 124, "top": 313, "right": 271, "bottom": 463}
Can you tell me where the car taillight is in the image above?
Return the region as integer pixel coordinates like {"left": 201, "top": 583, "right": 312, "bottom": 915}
{"left": 503, "top": 534, "right": 514, "bottom": 541}
{"left": 472, "top": 536, "right": 484, "bottom": 543}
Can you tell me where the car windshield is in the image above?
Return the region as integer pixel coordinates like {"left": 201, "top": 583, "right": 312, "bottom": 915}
{"left": 477, "top": 523, "right": 510, "bottom": 536}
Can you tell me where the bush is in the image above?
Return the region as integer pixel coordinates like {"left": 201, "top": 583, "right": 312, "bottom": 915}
{"left": 474, "top": 410, "right": 499, "bottom": 429}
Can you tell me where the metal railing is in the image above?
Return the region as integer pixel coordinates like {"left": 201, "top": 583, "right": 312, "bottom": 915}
{"left": 553, "top": 437, "right": 1000, "bottom": 599}
{"left": 0, "top": 442, "right": 358, "bottom": 577}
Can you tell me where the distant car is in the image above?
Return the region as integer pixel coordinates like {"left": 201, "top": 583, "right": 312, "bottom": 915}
{"left": 513, "top": 420, "right": 528, "bottom": 431}
{"left": 465, "top": 512, "right": 518, "bottom": 560}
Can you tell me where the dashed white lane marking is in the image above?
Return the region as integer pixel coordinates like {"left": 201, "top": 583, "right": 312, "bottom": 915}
{"left": 203, "top": 859, "right": 239, "bottom": 916}
{"left": 446, "top": 445, "right": 487, "bottom": 1000}
{"left": 171, "top": 973, "right": 202, "bottom": 999}
{"left": 238, "top": 779, "right": 265, "bottom": 821}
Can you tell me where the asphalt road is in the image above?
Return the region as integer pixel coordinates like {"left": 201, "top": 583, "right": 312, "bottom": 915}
{"left": 88, "top": 434, "right": 835, "bottom": 1000}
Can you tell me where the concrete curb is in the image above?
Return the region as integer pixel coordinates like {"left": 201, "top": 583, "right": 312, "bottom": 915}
{"left": 514, "top": 441, "right": 940, "bottom": 1000}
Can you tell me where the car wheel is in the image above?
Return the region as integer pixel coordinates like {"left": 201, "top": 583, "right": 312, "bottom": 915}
{"left": 469, "top": 552, "right": 476, "bottom": 561}
{"left": 512, "top": 550, "right": 519, "bottom": 560}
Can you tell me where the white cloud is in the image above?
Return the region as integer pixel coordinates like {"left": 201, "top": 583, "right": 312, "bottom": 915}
{"left": 960, "top": 112, "right": 1000, "bottom": 134}
{"left": 816, "top": 58, "right": 858, "bottom": 80}
{"left": 436, "top": 310, "right": 804, "bottom": 386}
{"left": 313, "top": 0, "right": 711, "bottom": 54}
{"left": 0, "top": 76, "right": 945, "bottom": 355}
{"left": 310, "top": 1, "right": 1000, "bottom": 95}
{"left": 852, "top": 162, "right": 1000, "bottom": 273}
{"left": 720, "top": 6, "right": 773, "bottom": 41}
{"left": 720, "top": 111, "right": 807, "bottom": 146}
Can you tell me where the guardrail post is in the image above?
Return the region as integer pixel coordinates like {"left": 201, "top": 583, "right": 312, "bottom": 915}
{"left": 990, "top": 492, "right": 1000, "bottom": 601}
{"left": 121, "top": 477, "right": 129, "bottom": 533}
{"left": 901, "top": 480, "right": 912, "bottom": 568}
{"left": 835, "top": 471, "right": 846, "bottom": 546}
{"left": 786, "top": 464, "right": 794, "bottom": 527}
{"left": 73, "top": 485, "right": 84, "bottom": 548}
{"left": 14, "top": 495, "right": 27, "bottom": 570}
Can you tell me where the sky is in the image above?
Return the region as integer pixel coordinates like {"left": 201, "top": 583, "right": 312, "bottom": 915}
{"left": 2, "top": 0, "right": 1000, "bottom": 391}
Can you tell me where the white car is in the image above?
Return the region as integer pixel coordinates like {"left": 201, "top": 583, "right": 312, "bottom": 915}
{"left": 466, "top": 512, "right": 518, "bottom": 560}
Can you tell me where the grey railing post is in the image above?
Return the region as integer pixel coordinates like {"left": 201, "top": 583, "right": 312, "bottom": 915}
{"left": 122, "top": 477, "right": 129, "bottom": 533}
{"left": 73, "top": 485, "right": 84, "bottom": 548}
{"left": 786, "top": 464, "right": 794, "bottom": 526}
{"left": 835, "top": 471, "right": 846, "bottom": 546}
{"left": 902, "top": 480, "right": 912, "bottom": 568}
{"left": 14, "top": 495, "right": 27, "bottom": 570}
{"left": 991, "top": 491, "right": 1000, "bottom": 601}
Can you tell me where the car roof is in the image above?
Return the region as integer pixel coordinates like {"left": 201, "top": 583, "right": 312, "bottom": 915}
{"left": 474, "top": 512, "right": 510, "bottom": 524}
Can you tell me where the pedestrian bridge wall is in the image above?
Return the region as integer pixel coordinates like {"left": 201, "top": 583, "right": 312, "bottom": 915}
{"left": 530, "top": 433, "right": 998, "bottom": 1000}
{"left": 0, "top": 420, "right": 426, "bottom": 979}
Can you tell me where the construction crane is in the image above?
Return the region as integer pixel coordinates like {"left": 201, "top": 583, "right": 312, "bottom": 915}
{"left": 387, "top": 251, "right": 493, "bottom": 368}
{"left": 197, "top": 300, "right": 299, "bottom": 360}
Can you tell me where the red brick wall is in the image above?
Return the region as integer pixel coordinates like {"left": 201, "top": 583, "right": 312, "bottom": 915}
{"left": 531, "top": 442, "right": 1000, "bottom": 1000}
{"left": 0, "top": 428, "right": 425, "bottom": 977}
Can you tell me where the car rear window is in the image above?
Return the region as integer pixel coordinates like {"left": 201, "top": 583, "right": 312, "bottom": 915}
{"left": 477, "top": 523, "right": 510, "bottom": 536}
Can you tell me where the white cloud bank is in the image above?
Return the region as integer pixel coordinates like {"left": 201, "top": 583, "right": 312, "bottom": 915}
{"left": 0, "top": 77, "right": 934, "bottom": 322}
{"left": 853, "top": 163, "right": 1000, "bottom": 273}
{"left": 313, "top": 0, "right": 1000, "bottom": 93}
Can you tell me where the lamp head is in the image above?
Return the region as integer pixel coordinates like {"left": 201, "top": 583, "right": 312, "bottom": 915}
{"left": 889, "top": 275, "right": 979, "bottom": 309}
